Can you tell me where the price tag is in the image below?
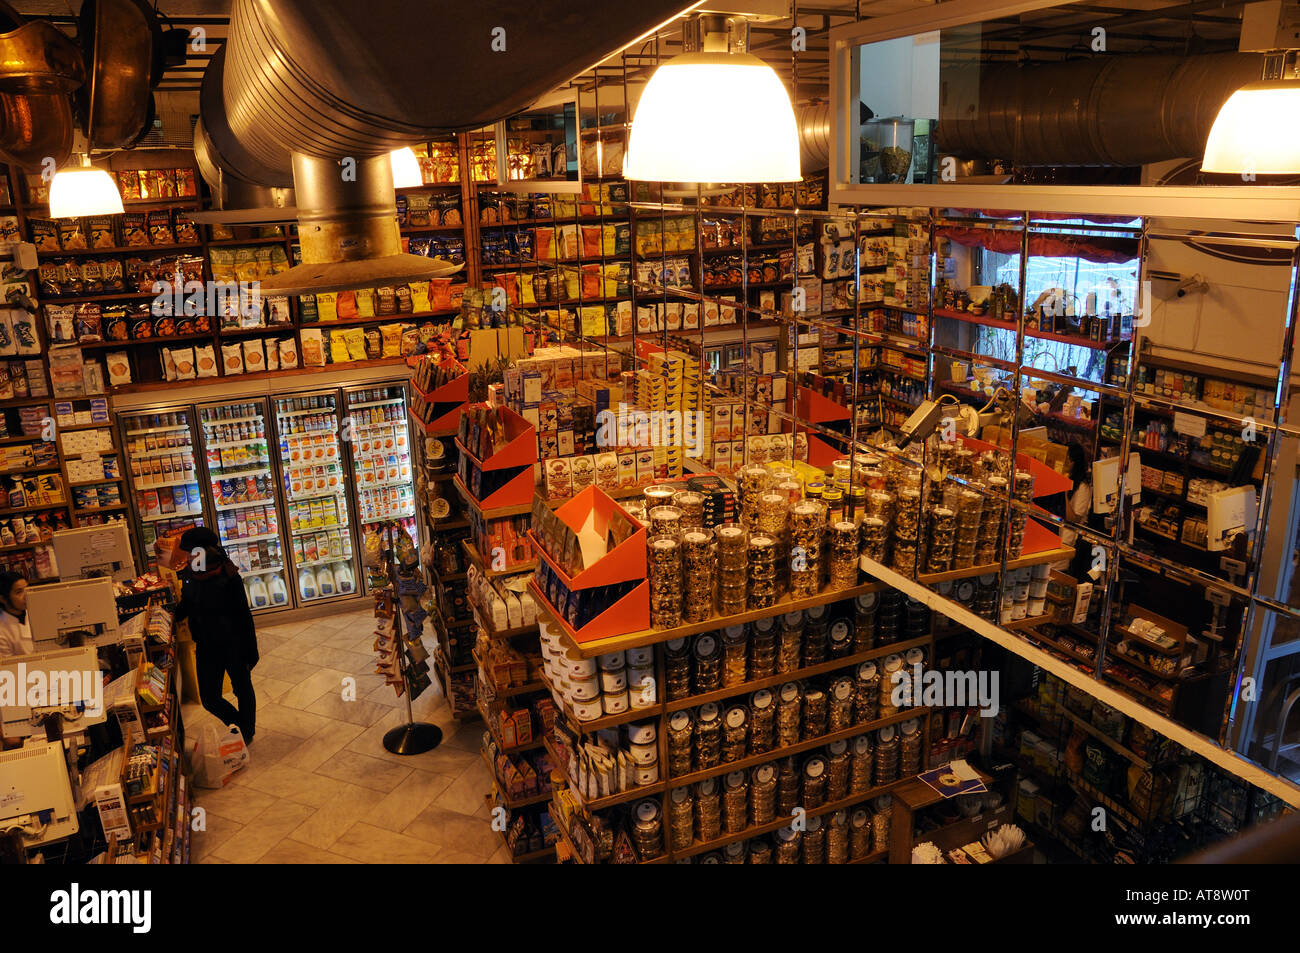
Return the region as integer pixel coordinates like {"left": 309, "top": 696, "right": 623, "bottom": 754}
{"left": 1173, "top": 412, "right": 1206, "bottom": 438}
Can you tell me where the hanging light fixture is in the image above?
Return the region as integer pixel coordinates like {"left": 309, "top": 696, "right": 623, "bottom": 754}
{"left": 49, "top": 153, "right": 124, "bottom": 218}
{"left": 625, "top": 15, "right": 800, "bottom": 183}
{"left": 389, "top": 146, "right": 423, "bottom": 188}
{"left": 1203, "top": 50, "right": 1300, "bottom": 174}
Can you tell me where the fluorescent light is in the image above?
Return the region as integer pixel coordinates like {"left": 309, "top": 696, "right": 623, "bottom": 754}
{"left": 625, "top": 51, "right": 800, "bottom": 183}
{"left": 1202, "top": 80, "right": 1300, "bottom": 174}
{"left": 49, "top": 163, "right": 124, "bottom": 218}
{"left": 390, "top": 147, "right": 423, "bottom": 188}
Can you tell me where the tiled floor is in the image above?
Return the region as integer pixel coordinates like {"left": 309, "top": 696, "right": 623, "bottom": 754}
{"left": 184, "top": 608, "right": 507, "bottom": 864}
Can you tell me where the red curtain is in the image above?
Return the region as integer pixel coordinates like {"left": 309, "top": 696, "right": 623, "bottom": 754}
{"left": 939, "top": 226, "right": 1138, "bottom": 264}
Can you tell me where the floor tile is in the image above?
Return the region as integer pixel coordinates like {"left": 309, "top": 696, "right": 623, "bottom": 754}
{"left": 252, "top": 655, "right": 320, "bottom": 685}
{"left": 254, "top": 702, "right": 337, "bottom": 739}
{"left": 258, "top": 840, "right": 360, "bottom": 864}
{"left": 305, "top": 690, "right": 393, "bottom": 727}
{"left": 431, "top": 760, "right": 492, "bottom": 818}
{"left": 211, "top": 798, "right": 317, "bottom": 863}
{"left": 193, "top": 783, "right": 278, "bottom": 825}
{"left": 367, "top": 770, "right": 456, "bottom": 833}
{"left": 330, "top": 822, "right": 440, "bottom": 863}
{"left": 279, "top": 666, "right": 355, "bottom": 710}
{"left": 298, "top": 644, "right": 374, "bottom": 674}
{"left": 190, "top": 810, "right": 244, "bottom": 862}
{"left": 403, "top": 803, "right": 501, "bottom": 858}
{"left": 285, "top": 782, "right": 381, "bottom": 850}
{"left": 249, "top": 675, "right": 298, "bottom": 704}
{"left": 314, "top": 748, "right": 414, "bottom": 793}
{"left": 279, "top": 718, "right": 366, "bottom": 772}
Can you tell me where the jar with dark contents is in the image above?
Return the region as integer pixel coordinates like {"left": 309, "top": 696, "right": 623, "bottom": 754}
{"left": 749, "top": 688, "right": 776, "bottom": 753}
{"left": 828, "top": 676, "right": 854, "bottom": 732}
{"left": 681, "top": 529, "right": 714, "bottom": 623}
{"left": 722, "top": 704, "right": 749, "bottom": 763}
{"left": 774, "top": 826, "right": 801, "bottom": 864}
{"left": 849, "top": 732, "right": 874, "bottom": 793}
{"left": 871, "top": 795, "right": 892, "bottom": 853}
{"left": 826, "top": 809, "right": 849, "bottom": 864}
{"left": 694, "top": 777, "right": 722, "bottom": 842}
{"left": 878, "top": 655, "right": 905, "bottom": 718}
{"left": 900, "top": 717, "right": 923, "bottom": 776}
{"left": 802, "top": 604, "right": 829, "bottom": 666}
{"left": 802, "top": 814, "right": 826, "bottom": 864}
{"left": 853, "top": 592, "right": 878, "bottom": 651}
{"left": 776, "top": 756, "right": 800, "bottom": 818}
{"left": 802, "top": 755, "right": 828, "bottom": 809}
{"left": 825, "top": 738, "right": 851, "bottom": 802}
{"left": 693, "top": 632, "right": 722, "bottom": 694}
{"left": 853, "top": 660, "right": 880, "bottom": 723}
{"left": 668, "top": 785, "right": 694, "bottom": 852}
{"left": 631, "top": 798, "right": 664, "bottom": 860}
{"left": 722, "top": 841, "right": 746, "bottom": 864}
{"left": 748, "top": 839, "right": 773, "bottom": 864}
{"left": 875, "top": 724, "right": 900, "bottom": 785}
{"left": 750, "top": 617, "right": 777, "bottom": 678}
{"left": 663, "top": 637, "right": 691, "bottom": 701}
{"left": 777, "top": 610, "right": 803, "bottom": 673}
{"left": 827, "top": 616, "right": 853, "bottom": 659}
{"left": 722, "top": 770, "right": 749, "bottom": 834}
{"left": 802, "top": 687, "right": 828, "bottom": 740}
{"left": 666, "top": 710, "right": 693, "bottom": 776}
{"left": 673, "top": 490, "right": 705, "bottom": 531}
{"left": 850, "top": 808, "right": 872, "bottom": 860}
{"left": 648, "top": 534, "right": 683, "bottom": 628}
{"left": 750, "top": 762, "right": 778, "bottom": 825}
{"left": 721, "top": 625, "right": 748, "bottom": 687}
{"left": 776, "top": 682, "right": 802, "bottom": 748}
{"left": 694, "top": 702, "right": 722, "bottom": 770}
{"left": 747, "top": 533, "right": 779, "bottom": 608}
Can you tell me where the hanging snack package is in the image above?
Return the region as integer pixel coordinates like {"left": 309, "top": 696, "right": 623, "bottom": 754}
{"left": 328, "top": 329, "right": 350, "bottom": 364}
{"left": 380, "top": 323, "right": 402, "bottom": 357}
{"left": 122, "top": 213, "right": 149, "bottom": 246}
{"left": 409, "top": 280, "right": 430, "bottom": 313}
{"left": 265, "top": 341, "right": 279, "bottom": 371}
{"left": 354, "top": 287, "right": 375, "bottom": 318}
{"left": 336, "top": 290, "right": 358, "bottom": 320}
{"left": 195, "top": 343, "right": 218, "bottom": 377}
{"left": 315, "top": 290, "right": 338, "bottom": 322}
{"left": 172, "top": 347, "right": 196, "bottom": 380}
{"left": 343, "top": 327, "right": 367, "bottom": 362}
{"left": 243, "top": 338, "right": 266, "bottom": 373}
{"left": 364, "top": 329, "right": 381, "bottom": 359}
{"left": 57, "top": 218, "right": 88, "bottom": 250}
{"left": 106, "top": 351, "right": 131, "bottom": 387}
{"left": 148, "top": 210, "right": 175, "bottom": 245}
{"left": 221, "top": 342, "right": 244, "bottom": 375}
{"left": 279, "top": 337, "right": 299, "bottom": 369}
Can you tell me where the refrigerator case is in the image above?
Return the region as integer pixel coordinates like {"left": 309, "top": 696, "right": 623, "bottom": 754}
{"left": 196, "top": 400, "right": 291, "bottom": 613}
{"left": 343, "top": 382, "right": 416, "bottom": 549}
{"left": 274, "top": 390, "right": 359, "bottom": 604}
{"left": 120, "top": 407, "right": 207, "bottom": 570}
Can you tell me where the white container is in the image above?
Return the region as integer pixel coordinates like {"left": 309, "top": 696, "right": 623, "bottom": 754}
{"left": 570, "top": 675, "right": 601, "bottom": 701}
{"left": 626, "top": 720, "right": 656, "bottom": 745}
{"left": 627, "top": 665, "right": 655, "bottom": 706}
{"left": 1029, "top": 578, "right": 1049, "bottom": 599}
{"left": 563, "top": 653, "right": 598, "bottom": 681}
{"left": 602, "top": 691, "right": 630, "bottom": 715}
{"left": 626, "top": 646, "right": 654, "bottom": 668}
{"left": 571, "top": 698, "right": 603, "bottom": 722}
{"left": 1028, "top": 597, "right": 1047, "bottom": 618}
{"left": 628, "top": 741, "right": 657, "bottom": 764}
{"left": 598, "top": 651, "right": 627, "bottom": 672}
{"left": 599, "top": 668, "right": 628, "bottom": 694}
{"left": 633, "top": 762, "right": 660, "bottom": 786}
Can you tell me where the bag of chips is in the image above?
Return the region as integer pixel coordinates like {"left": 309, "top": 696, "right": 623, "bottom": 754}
{"left": 328, "top": 329, "right": 349, "bottom": 364}
{"left": 195, "top": 344, "right": 218, "bottom": 378}
{"left": 299, "top": 328, "right": 323, "bottom": 366}
{"left": 221, "top": 342, "right": 244, "bottom": 375}
{"left": 279, "top": 338, "right": 299, "bottom": 369}
{"left": 243, "top": 338, "right": 266, "bottom": 373}
{"left": 343, "top": 328, "right": 367, "bottom": 362}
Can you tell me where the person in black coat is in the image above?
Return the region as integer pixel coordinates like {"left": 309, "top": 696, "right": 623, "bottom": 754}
{"left": 174, "top": 527, "right": 259, "bottom": 744}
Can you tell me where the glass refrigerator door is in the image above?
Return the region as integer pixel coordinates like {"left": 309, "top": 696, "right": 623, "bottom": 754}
{"left": 196, "top": 400, "right": 290, "bottom": 613}
{"left": 273, "top": 390, "right": 358, "bottom": 604}
{"left": 120, "top": 406, "right": 206, "bottom": 570}
{"left": 343, "top": 382, "right": 416, "bottom": 549}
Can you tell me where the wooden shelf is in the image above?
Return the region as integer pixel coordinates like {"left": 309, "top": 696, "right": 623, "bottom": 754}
{"left": 37, "top": 243, "right": 203, "bottom": 257}
{"left": 461, "top": 537, "right": 535, "bottom": 578}
{"left": 908, "top": 546, "right": 1074, "bottom": 586}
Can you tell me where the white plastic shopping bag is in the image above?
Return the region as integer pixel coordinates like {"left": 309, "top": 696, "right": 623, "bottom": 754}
{"left": 191, "top": 724, "right": 250, "bottom": 788}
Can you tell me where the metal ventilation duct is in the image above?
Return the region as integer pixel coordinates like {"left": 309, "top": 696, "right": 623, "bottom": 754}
{"left": 796, "top": 102, "right": 832, "bottom": 171}
{"left": 201, "top": 0, "right": 694, "bottom": 292}
{"left": 937, "top": 53, "right": 1267, "bottom": 167}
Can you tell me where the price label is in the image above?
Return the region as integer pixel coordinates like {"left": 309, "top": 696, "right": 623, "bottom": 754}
{"left": 1173, "top": 412, "right": 1206, "bottom": 438}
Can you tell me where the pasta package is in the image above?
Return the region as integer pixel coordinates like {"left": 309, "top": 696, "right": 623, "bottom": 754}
{"left": 328, "top": 329, "right": 350, "bottom": 364}
{"left": 243, "top": 338, "right": 266, "bottom": 373}
{"left": 343, "top": 328, "right": 367, "bottom": 362}
{"left": 299, "top": 328, "right": 323, "bottom": 366}
{"left": 221, "top": 342, "right": 244, "bottom": 375}
{"left": 279, "top": 337, "right": 299, "bottom": 369}
{"left": 195, "top": 344, "right": 218, "bottom": 377}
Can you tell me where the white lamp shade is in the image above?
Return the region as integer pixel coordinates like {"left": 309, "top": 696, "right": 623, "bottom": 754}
{"left": 390, "top": 147, "right": 423, "bottom": 188}
{"left": 625, "top": 51, "right": 800, "bottom": 183}
{"left": 48, "top": 167, "right": 124, "bottom": 218}
{"left": 1202, "top": 81, "right": 1300, "bottom": 174}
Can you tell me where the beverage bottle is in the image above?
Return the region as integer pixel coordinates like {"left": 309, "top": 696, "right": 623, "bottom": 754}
{"left": 248, "top": 575, "right": 270, "bottom": 609}
{"left": 269, "top": 574, "right": 289, "bottom": 605}
{"left": 334, "top": 562, "right": 354, "bottom": 594}
{"left": 316, "top": 565, "right": 336, "bottom": 597}
{"left": 299, "top": 568, "right": 317, "bottom": 600}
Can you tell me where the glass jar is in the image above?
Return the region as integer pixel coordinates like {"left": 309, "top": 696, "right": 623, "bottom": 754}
{"left": 692, "top": 632, "right": 722, "bottom": 694}
{"left": 721, "top": 625, "right": 748, "bottom": 687}
{"left": 826, "top": 809, "right": 849, "bottom": 864}
{"left": 803, "top": 688, "right": 829, "bottom": 739}
{"left": 672, "top": 490, "right": 705, "bottom": 530}
{"left": 631, "top": 798, "right": 664, "bottom": 860}
{"left": 644, "top": 484, "right": 676, "bottom": 510}
{"left": 878, "top": 655, "right": 904, "bottom": 718}
{"left": 802, "top": 607, "right": 828, "bottom": 667}
{"left": 747, "top": 533, "right": 779, "bottom": 609}
{"left": 900, "top": 717, "right": 923, "bottom": 776}
{"left": 694, "top": 702, "right": 722, "bottom": 770}
{"left": 802, "top": 755, "right": 828, "bottom": 809}
{"left": 681, "top": 529, "right": 715, "bottom": 623}
{"left": 722, "top": 705, "right": 749, "bottom": 763}
{"left": 850, "top": 733, "right": 873, "bottom": 793}
{"left": 748, "top": 840, "right": 773, "bottom": 864}
{"left": 828, "top": 617, "right": 853, "bottom": 659}
{"left": 828, "top": 676, "right": 854, "bottom": 732}
{"left": 694, "top": 778, "right": 722, "bottom": 842}
{"left": 776, "top": 682, "right": 802, "bottom": 748}
{"left": 853, "top": 592, "right": 878, "bottom": 651}
{"left": 667, "top": 710, "right": 693, "bottom": 776}
{"left": 722, "top": 770, "right": 748, "bottom": 834}
{"left": 757, "top": 491, "right": 789, "bottom": 537}
{"left": 648, "top": 505, "right": 683, "bottom": 539}
{"left": 828, "top": 519, "right": 859, "bottom": 589}
{"left": 871, "top": 795, "right": 892, "bottom": 853}
{"left": 663, "top": 637, "right": 691, "bottom": 701}
{"left": 750, "top": 762, "right": 778, "bottom": 826}
{"left": 802, "top": 814, "right": 826, "bottom": 864}
{"left": 774, "top": 826, "right": 801, "bottom": 864}
{"left": 826, "top": 738, "right": 851, "bottom": 802}
{"left": 668, "top": 785, "right": 693, "bottom": 852}
{"left": 722, "top": 841, "right": 746, "bottom": 865}
{"left": 737, "top": 464, "right": 774, "bottom": 528}
{"left": 648, "top": 534, "right": 683, "bottom": 628}
{"left": 776, "top": 756, "right": 800, "bottom": 818}
{"left": 850, "top": 808, "right": 872, "bottom": 860}
{"left": 875, "top": 725, "right": 900, "bottom": 785}
{"left": 750, "top": 617, "right": 777, "bottom": 679}
{"left": 777, "top": 611, "right": 803, "bottom": 673}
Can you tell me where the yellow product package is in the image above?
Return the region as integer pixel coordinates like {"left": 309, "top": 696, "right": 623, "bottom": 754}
{"left": 344, "top": 327, "right": 368, "bottom": 362}
{"left": 355, "top": 287, "right": 376, "bottom": 318}
{"left": 380, "top": 324, "right": 402, "bottom": 357}
{"left": 409, "top": 280, "right": 431, "bottom": 313}
{"left": 519, "top": 274, "right": 536, "bottom": 306}
{"left": 329, "top": 329, "right": 350, "bottom": 363}
{"left": 315, "top": 291, "right": 338, "bottom": 322}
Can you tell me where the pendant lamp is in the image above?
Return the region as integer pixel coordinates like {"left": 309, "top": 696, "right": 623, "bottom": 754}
{"left": 390, "top": 147, "right": 423, "bottom": 188}
{"left": 1203, "top": 51, "right": 1300, "bottom": 175}
{"left": 49, "top": 153, "right": 124, "bottom": 218}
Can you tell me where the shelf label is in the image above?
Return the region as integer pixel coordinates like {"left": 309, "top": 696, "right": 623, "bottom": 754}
{"left": 1172, "top": 412, "right": 1206, "bottom": 438}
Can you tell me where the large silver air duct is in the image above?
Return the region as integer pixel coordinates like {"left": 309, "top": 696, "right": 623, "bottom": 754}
{"left": 937, "top": 52, "right": 1266, "bottom": 167}
{"left": 200, "top": 0, "right": 696, "bottom": 293}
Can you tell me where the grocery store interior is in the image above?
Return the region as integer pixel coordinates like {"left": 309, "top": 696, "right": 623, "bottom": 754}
{"left": 4, "top": 0, "right": 1300, "bottom": 868}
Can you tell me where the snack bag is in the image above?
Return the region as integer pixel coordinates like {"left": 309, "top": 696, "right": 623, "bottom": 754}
{"left": 344, "top": 327, "right": 367, "bottom": 362}
{"left": 172, "top": 347, "right": 196, "bottom": 380}
{"left": 315, "top": 290, "right": 338, "bottom": 322}
{"left": 279, "top": 337, "right": 299, "bottom": 369}
{"left": 221, "top": 342, "right": 244, "bottom": 375}
{"left": 105, "top": 352, "right": 131, "bottom": 386}
{"left": 355, "top": 287, "right": 376, "bottom": 318}
{"left": 336, "top": 290, "right": 358, "bottom": 320}
{"left": 380, "top": 324, "right": 402, "bottom": 358}
{"left": 243, "top": 338, "right": 266, "bottom": 373}
{"left": 328, "top": 329, "right": 349, "bottom": 364}
{"left": 195, "top": 344, "right": 218, "bottom": 378}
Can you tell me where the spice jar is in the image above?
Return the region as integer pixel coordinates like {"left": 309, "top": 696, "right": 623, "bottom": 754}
{"left": 802, "top": 755, "right": 828, "bottom": 809}
{"left": 802, "top": 814, "right": 826, "bottom": 864}
{"left": 667, "top": 710, "right": 693, "bottom": 776}
{"left": 693, "top": 633, "right": 722, "bottom": 694}
{"left": 774, "top": 826, "right": 801, "bottom": 864}
{"left": 853, "top": 592, "right": 878, "bottom": 652}
{"left": 850, "top": 808, "right": 872, "bottom": 860}
{"left": 828, "top": 676, "right": 854, "bottom": 732}
{"left": 672, "top": 490, "right": 705, "bottom": 530}
{"left": 722, "top": 770, "right": 749, "bottom": 834}
{"left": 802, "top": 688, "right": 828, "bottom": 740}
{"left": 668, "top": 785, "right": 694, "bottom": 852}
{"left": 694, "top": 701, "right": 722, "bottom": 770}
{"left": 722, "top": 705, "right": 749, "bottom": 763}
{"left": 850, "top": 733, "right": 873, "bottom": 793}
{"left": 871, "top": 795, "right": 892, "bottom": 853}
{"left": 749, "top": 688, "right": 776, "bottom": 753}
{"left": 664, "top": 637, "right": 692, "bottom": 701}
{"left": 875, "top": 725, "right": 900, "bottom": 785}
{"left": 826, "top": 738, "right": 851, "bottom": 801}
{"left": 900, "top": 717, "right": 923, "bottom": 776}
{"left": 750, "top": 762, "right": 778, "bottom": 826}
{"left": 750, "top": 617, "right": 777, "bottom": 679}
{"left": 721, "top": 624, "right": 748, "bottom": 687}
{"left": 827, "top": 809, "right": 849, "bottom": 864}
{"left": 694, "top": 778, "right": 722, "bottom": 842}
{"left": 777, "top": 611, "right": 803, "bottom": 673}
{"left": 632, "top": 798, "right": 664, "bottom": 860}
{"left": 776, "top": 756, "right": 800, "bottom": 818}
{"left": 776, "top": 682, "right": 802, "bottom": 748}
